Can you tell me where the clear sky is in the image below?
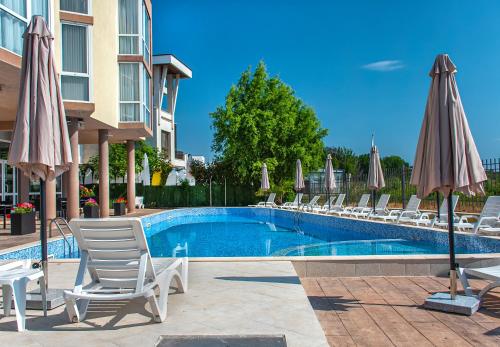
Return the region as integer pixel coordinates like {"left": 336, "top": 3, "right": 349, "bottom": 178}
{"left": 152, "top": 0, "right": 500, "bottom": 162}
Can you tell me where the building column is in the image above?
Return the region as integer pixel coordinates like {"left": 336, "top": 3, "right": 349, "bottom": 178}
{"left": 67, "top": 118, "right": 80, "bottom": 220}
{"left": 45, "top": 177, "right": 56, "bottom": 235}
{"left": 127, "top": 140, "right": 136, "bottom": 214}
{"left": 17, "top": 169, "right": 30, "bottom": 203}
{"left": 98, "top": 129, "right": 109, "bottom": 217}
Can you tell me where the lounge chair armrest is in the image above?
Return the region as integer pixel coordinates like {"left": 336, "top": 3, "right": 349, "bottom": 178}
{"left": 388, "top": 209, "right": 401, "bottom": 216}
{"left": 459, "top": 215, "right": 477, "bottom": 223}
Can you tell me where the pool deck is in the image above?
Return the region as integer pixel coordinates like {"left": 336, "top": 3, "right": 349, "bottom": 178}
{"left": 0, "top": 260, "right": 328, "bottom": 347}
{"left": 302, "top": 275, "right": 500, "bottom": 346}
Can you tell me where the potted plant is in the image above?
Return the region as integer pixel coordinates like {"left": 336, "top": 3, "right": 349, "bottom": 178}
{"left": 113, "top": 197, "right": 126, "bottom": 216}
{"left": 11, "top": 202, "right": 36, "bottom": 235}
{"left": 83, "top": 198, "right": 99, "bottom": 218}
{"left": 80, "top": 185, "right": 96, "bottom": 207}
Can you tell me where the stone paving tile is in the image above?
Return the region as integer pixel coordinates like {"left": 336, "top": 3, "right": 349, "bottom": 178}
{"left": 303, "top": 276, "right": 500, "bottom": 347}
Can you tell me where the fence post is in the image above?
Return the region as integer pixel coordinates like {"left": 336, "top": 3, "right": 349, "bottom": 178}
{"left": 224, "top": 177, "right": 227, "bottom": 206}
{"left": 401, "top": 165, "right": 406, "bottom": 209}
{"left": 209, "top": 176, "right": 212, "bottom": 206}
{"left": 346, "top": 173, "right": 351, "bottom": 206}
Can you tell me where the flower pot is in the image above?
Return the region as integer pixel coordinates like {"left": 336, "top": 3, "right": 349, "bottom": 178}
{"left": 11, "top": 211, "right": 36, "bottom": 235}
{"left": 83, "top": 205, "right": 99, "bottom": 218}
{"left": 114, "top": 202, "right": 126, "bottom": 216}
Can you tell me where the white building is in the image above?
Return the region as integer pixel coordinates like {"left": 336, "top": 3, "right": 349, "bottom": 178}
{"left": 151, "top": 54, "right": 192, "bottom": 169}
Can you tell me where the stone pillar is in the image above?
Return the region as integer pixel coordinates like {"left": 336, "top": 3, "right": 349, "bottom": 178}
{"left": 98, "top": 129, "right": 109, "bottom": 217}
{"left": 67, "top": 118, "right": 80, "bottom": 220}
{"left": 45, "top": 177, "right": 56, "bottom": 235}
{"left": 127, "top": 140, "right": 136, "bottom": 214}
{"left": 17, "top": 169, "right": 30, "bottom": 203}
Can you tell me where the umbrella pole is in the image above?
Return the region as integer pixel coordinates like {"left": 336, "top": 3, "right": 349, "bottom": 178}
{"left": 447, "top": 192, "right": 457, "bottom": 299}
{"left": 436, "top": 192, "right": 441, "bottom": 219}
{"left": 40, "top": 179, "right": 48, "bottom": 289}
{"left": 371, "top": 190, "right": 375, "bottom": 212}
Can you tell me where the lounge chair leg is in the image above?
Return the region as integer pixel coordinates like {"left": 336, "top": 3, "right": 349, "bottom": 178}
{"left": 65, "top": 298, "right": 89, "bottom": 323}
{"left": 145, "top": 288, "right": 167, "bottom": 323}
{"left": 478, "top": 281, "right": 500, "bottom": 299}
{"left": 12, "top": 279, "right": 27, "bottom": 332}
{"left": 2, "top": 284, "right": 12, "bottom": 317}
{"left": 457, "top": 267, "right": 474, "bottom": 297}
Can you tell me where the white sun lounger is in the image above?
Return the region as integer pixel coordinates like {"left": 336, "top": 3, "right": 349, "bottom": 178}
{"left": 331, "top": 194, "right": 370, "bottom": 216}
{"left": 409, "top": 195, "right": 459, "bottom": 227}
{"left": 323, "top": 194, "right": 346, "bottom": 214}
{"left": 455, "top": 196, "right": 500, "bottom": 234}
{"left": 280, "top": 193, "right": 303, "bottom": 209}
{"left": 458, "top": 264, "right": 500, "bottom": 300}
{"left": 312, "top": 195, "right": 335, "bottom": 213}
{"left": 64, "top": 218, "right": 188, "bottom": 323}
{"left": 372, "top": 195, "right": 421, "bottom": 223}
{"left": 0, "top": 260, "right": 47, "bottom": 331}
{"left": 351, "top": 194, "right": 390, "bottom": 219}
{"left": 301, "top": 195, "right": 321, "bottom": 212}
{"left": 250, "top": 192, "right": 277, "bottom": 207}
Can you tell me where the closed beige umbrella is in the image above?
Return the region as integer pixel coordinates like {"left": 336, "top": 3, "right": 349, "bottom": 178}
{"left": 8, "top": 16, "right": 72, "bottom": 284}
{"left": 367, "top": 136, "right": 385, "bottom": 210}
{"left": 324, "top": 154, "right": 336, "bottom": 209}
{"left": 260, "top": 163, "right": 270, "bottom": 191}
{"left": 411, "top": 54, "right": 486, "bottom": 299}
{"left": 295, "top": 159, "right": 305, "bottom": 191}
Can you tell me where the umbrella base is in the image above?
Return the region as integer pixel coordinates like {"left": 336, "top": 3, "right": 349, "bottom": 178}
{"left": 26, "top": 288, "right": 66, "bottom": 310}
{"left": 424, "top": 292, "right": 479, "bottom": 316}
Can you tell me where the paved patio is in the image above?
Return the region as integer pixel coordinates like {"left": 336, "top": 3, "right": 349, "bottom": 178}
{"left": 0, "top": 261, "right": 328, "bottom": 346}
{"left": 302, "top": 276, "right": 500, "bottom": 346}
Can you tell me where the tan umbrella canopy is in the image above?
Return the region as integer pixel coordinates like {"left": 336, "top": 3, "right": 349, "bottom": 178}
{"left": 367, "top": 136, "right": 385, "bottom": 191}
{"left": 260, "top": 163, "right": 270, "bottom": 191}
{"left": 8, "top": 16, "right": 72, "bottom": 283}
{"left": 324, "top": 154, "right": 336, "bottom": 209}
{"left": 411, "top": 54, "right": 487, "bottom": 298}
{"left": 294, "top": 159, "right": 305, "bottom": 191}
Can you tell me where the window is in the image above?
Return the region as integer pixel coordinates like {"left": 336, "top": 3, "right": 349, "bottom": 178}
{"left": 161, "top": 130, "right": 170, "bottom": 158}
{"left": 142, "top": 2, "right": 150, "bottom": 64}
{"left": 61, "top": 23, "right": 90, "bottom": 101}
{"left": 60, "top": 0, "right": 89, "bottom": 14}
{"left": 118, "top": 0, "right": 138, "bottom": 54}
{"left": 0, "top": 0, "right": 49, "bottom": 55}
{"left": 119, "top": 62, "right": 151, "bottom": 127}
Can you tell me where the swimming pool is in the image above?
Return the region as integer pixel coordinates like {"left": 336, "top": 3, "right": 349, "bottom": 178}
{"left": 142, "top": 208, "right": 500, "bottom": 257}
{"left": 1, "top": 207, "right": 499, "bottom": 259}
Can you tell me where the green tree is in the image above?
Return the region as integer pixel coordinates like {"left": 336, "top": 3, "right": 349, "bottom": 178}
{"left": 109, "top": 144, "right": 127, "bottom": 182}
{"left": 381, "top": 155, "right": 409, "bottom": 171}
{"left": 325, "top": 147, "right": 359, "bottom": 174}
{"left": 211, "top": 61, "right": 327, "bottom": 187}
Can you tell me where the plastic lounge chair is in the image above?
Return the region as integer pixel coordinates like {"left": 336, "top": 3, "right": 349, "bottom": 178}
{"left": 332, "top": 194, "right": 370, "bottom": 216}
{"left": 458, "top": 264, "right": 500, "bottom": 300}
{"left": 250, "top": 193, "right": 277, "bottom": 207}
{"left": 135, "top": 196, "right": 145, "bottom": 209}
{"left": 312, "top": 196, "right": 335, "bottom": 213}
{"left": 352, "top": 194, "right": 390, "bottom": 219}
{"left": 323, "top": 194, "right": 346, "bottom": 214}
{"left": 0, "top": 260, "right": 47, "bottom": 331}
{"left": 373, "top": 195, "right": 421, "bottom": 223}
{"left": 64, "top": 218, "right": 188, "bottom": 323}
{"left": 301, "top": 195, "right": 321, "bottom": 212}
{"left": 409, "top": 195, "right": 459, "bottom": 227}
{"left": 280, "top": 193, "right": 303, "bottom": 209}
{"left": 455, "top": 196, "right": 500, "bottom": 234}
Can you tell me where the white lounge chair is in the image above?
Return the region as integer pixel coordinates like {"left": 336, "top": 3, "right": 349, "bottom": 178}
{"left": 351, "top": 194, "right": 390, "bottom": 219}
{"left": 251, "top": 192, "right": 277, "bottom": 207}
{"left": 323, "top": 194, "right": 346, "bottom": 214}
{"left": 372, "top": 195, "right": 421, "bottom": 223}
{"left": 64, "top": 218, "right": 188, "bottom": 323}
{"left": 409, "top": 195, "right": 459, "bottom": 227}
{"left": 135, "top": 196, "right": 145, "bottom": 209}
{"left": 312, "top": 196, "right": 335, "bottom": 213}
{"left": 280, "top": 193, "right": 303, "bottom": 209}
{"left": 455, "top": 196, "right": 500, "bottom": 234}
{"left": 332, "top": 194, "right": 370, "bottom": 216}
{"left": 0, "top": 260, "right": 47, "bottom": 331}
{"left": 458, "top": 264, "right": 500, "bottom": 300}
{"left": 301, "top": 195, "right": 321, "bottom": 212}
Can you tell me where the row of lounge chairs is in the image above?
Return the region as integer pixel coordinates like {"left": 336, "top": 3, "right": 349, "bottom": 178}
{"left": 253, "top": 193, "right": 500, "bottom": 234}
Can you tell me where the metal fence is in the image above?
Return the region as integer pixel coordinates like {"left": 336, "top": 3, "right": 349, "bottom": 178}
{"left": 306, "top": 158, "right": 500, "bottom": 213}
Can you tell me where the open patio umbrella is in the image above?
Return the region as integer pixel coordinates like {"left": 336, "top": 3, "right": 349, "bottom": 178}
{"left": 324, "top": 154, "right": 336, "bottom": 209}
{"left": 260, "top": 163, "right": 270, "bottom": 191}
{"left": 367, "top": 136, "right": 385, "bottom": 211}
{"left": 294, "top": 160, "right": 305, "bottom": 209}
{"left": 411, "top": 54, "right": 487, "bottom": 299}
{"left": 8, "top": 16, "right": 72, "bottom": 286}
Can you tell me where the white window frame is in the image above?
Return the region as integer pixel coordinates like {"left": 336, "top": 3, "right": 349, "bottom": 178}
{"left": 142, "top": 66, "right": 151, "bottom": 127}
{"left": 60, "top": 21, "right": 93, "bottom": 102}
{"left": 117, "top": 0, "right": 150, "bottom": 61}
{"left": 119, "top": 62, "right": 151, "bottom": 126}
{"left": 59, "top": 0, "right": 92, "bottom": 15}
{"left": 0, "top": 0, "right": 52, "bottom": 56}
{"left": 141, "top": 1, "right": 150, "bottom": 64}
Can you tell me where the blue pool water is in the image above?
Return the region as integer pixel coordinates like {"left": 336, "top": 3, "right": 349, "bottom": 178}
{"left": 1, "top": 207, "right": 499, "bottom": 259}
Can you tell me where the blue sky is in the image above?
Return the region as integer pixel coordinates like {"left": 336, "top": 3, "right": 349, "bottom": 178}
{"left": 152, "top": 0, "right": 500, "bottom": 162}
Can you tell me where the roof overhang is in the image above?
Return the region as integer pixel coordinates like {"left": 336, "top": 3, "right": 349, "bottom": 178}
{"left": 153, "top": 54, "right": 192, "bottom": 79}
